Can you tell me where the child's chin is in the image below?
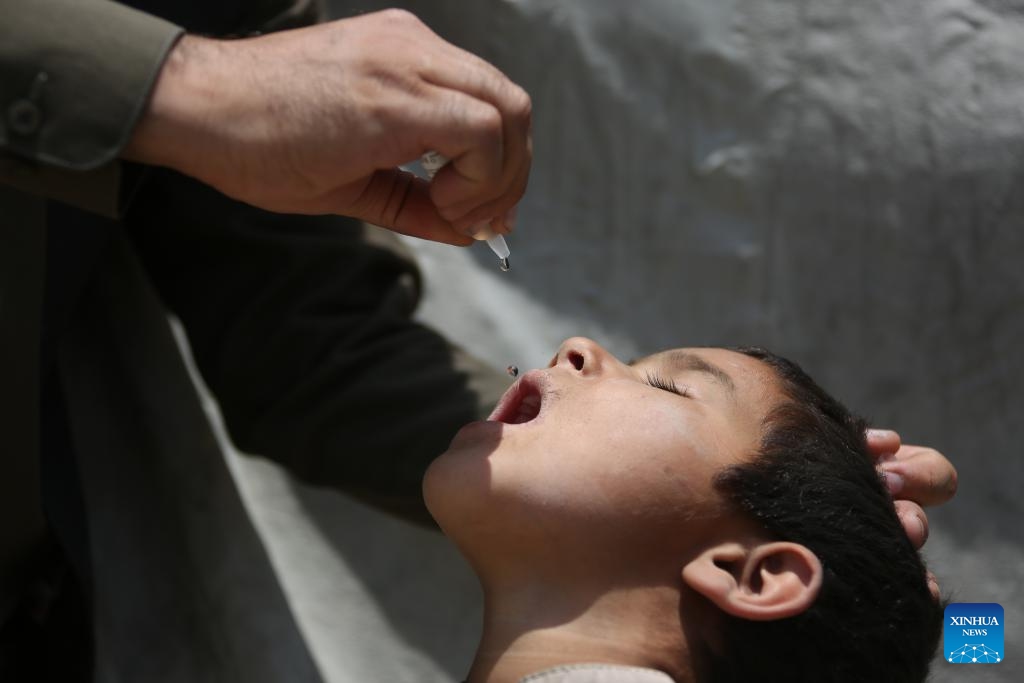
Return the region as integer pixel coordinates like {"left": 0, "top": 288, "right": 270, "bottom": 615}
{"left": 423, "top": 444, "right": 495, "bottom": 523}
{"left": 444, "top": 418, "right": 504, "bottom": 456}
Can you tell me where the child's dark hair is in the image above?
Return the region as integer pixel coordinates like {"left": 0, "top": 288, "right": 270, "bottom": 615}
{"left": 706, "top": 347, "right": 943, "bottom": 683}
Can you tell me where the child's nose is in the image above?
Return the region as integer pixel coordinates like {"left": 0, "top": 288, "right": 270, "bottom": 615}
{"left": 553, "top": 337, "right": 613, "bottom": 376}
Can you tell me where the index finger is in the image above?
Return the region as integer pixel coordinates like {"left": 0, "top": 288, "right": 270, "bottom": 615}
{"left": 879, "top": 444, "right": 959, "bottom": 507}
{"left": 421, "top": 52, "right": 532, "bottom": 226}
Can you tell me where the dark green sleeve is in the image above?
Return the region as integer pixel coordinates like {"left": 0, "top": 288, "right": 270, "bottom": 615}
{"left": 127, "top": 169, "right": 508, "bottom": 526}
{"left": 0, "top": 0, "right": 182, "bottom": 217}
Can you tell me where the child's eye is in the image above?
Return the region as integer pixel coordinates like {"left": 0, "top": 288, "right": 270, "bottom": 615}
{"left": 644, "top": 372, "right": 692, "bottom": 398}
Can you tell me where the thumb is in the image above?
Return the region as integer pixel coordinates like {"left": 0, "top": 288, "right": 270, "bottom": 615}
{"left": 334, "top": 169, "right": 473, "bottom": 246}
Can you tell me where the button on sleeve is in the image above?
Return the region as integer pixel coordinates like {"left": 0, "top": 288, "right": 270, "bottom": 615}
{"left": 0, "top": 0, "right": 183, "bottom": 170}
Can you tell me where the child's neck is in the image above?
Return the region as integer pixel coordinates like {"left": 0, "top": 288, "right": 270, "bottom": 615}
{"left": 465, "top": 578, "right": 691, "bottom": 683}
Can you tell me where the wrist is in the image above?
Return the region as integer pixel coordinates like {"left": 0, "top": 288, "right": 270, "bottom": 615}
{"left": 122, "top": 35, "right": 231, "bottom": 177}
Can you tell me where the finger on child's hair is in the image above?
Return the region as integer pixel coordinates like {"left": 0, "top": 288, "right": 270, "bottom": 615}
{"left": 880, "top": 444, "right": 958, "bottom": 507}
{"left": 894, "top": 499, "right": 928, "bottom": 549}
{"left": 866, "top": 428, "right": 901, "bottom": 459}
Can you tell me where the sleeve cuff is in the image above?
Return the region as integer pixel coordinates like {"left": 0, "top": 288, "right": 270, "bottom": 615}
{"left": 0, "top": 0, "right": 184, "bottom": 171}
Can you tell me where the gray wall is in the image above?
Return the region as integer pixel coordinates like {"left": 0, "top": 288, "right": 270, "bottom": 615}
{"left": 266, "top": 2, "right": 1022, "bottom": 680}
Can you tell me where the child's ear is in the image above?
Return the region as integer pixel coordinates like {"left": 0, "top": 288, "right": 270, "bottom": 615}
{"left": 681, "top": 541, "right": 822, "bottom": 621}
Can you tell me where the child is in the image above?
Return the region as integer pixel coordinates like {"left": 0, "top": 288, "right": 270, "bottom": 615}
{"left": 424, "top": 337, "right": 945, "bottom": 683}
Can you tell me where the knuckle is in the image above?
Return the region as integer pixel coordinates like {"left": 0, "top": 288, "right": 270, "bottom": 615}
{"left": 507, "top": 86, "right": 533, "bottom": 121}
{"left": 381, "top": 8, "right": 420, "bottom": 26}
{"left": 466, "top": 104, "right": 504, "bottom": 143}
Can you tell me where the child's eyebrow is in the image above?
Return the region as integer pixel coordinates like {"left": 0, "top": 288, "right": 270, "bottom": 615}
{"left": 629, "top": 351, "right": 737, "bottom": 396}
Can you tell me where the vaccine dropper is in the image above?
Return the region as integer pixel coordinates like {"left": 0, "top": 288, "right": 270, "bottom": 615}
{"left": 420, "top": 151, "right": 511, "bottom": 272}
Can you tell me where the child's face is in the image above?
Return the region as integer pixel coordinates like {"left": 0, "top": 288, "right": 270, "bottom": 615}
{"left": 424, "top": 338, "right": 785, "bottom": 566}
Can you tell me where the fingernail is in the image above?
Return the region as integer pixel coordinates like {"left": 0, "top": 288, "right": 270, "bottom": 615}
{"left": 465, "top": 220, "right": 490, "bottom": 238}
{"left": 882, "top": 470, "right": 905, "bottom": 495}
{"left": 503, "top": 205, "right": 518, "bottom": 231}
{"left": 914, "top": 515, "right": 928, "bottom": 543}
{"left": 866, "top": 428, "right": 897, "bottom": 440}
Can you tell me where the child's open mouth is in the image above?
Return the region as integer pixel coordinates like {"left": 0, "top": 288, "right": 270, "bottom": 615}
{"left": 489, "top": 371, "right": 546, "bottom": 425}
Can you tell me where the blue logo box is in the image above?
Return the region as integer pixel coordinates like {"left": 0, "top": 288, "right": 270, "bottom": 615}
{"left": 944, "top": 603, "right": 1003, "bottom": 664}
